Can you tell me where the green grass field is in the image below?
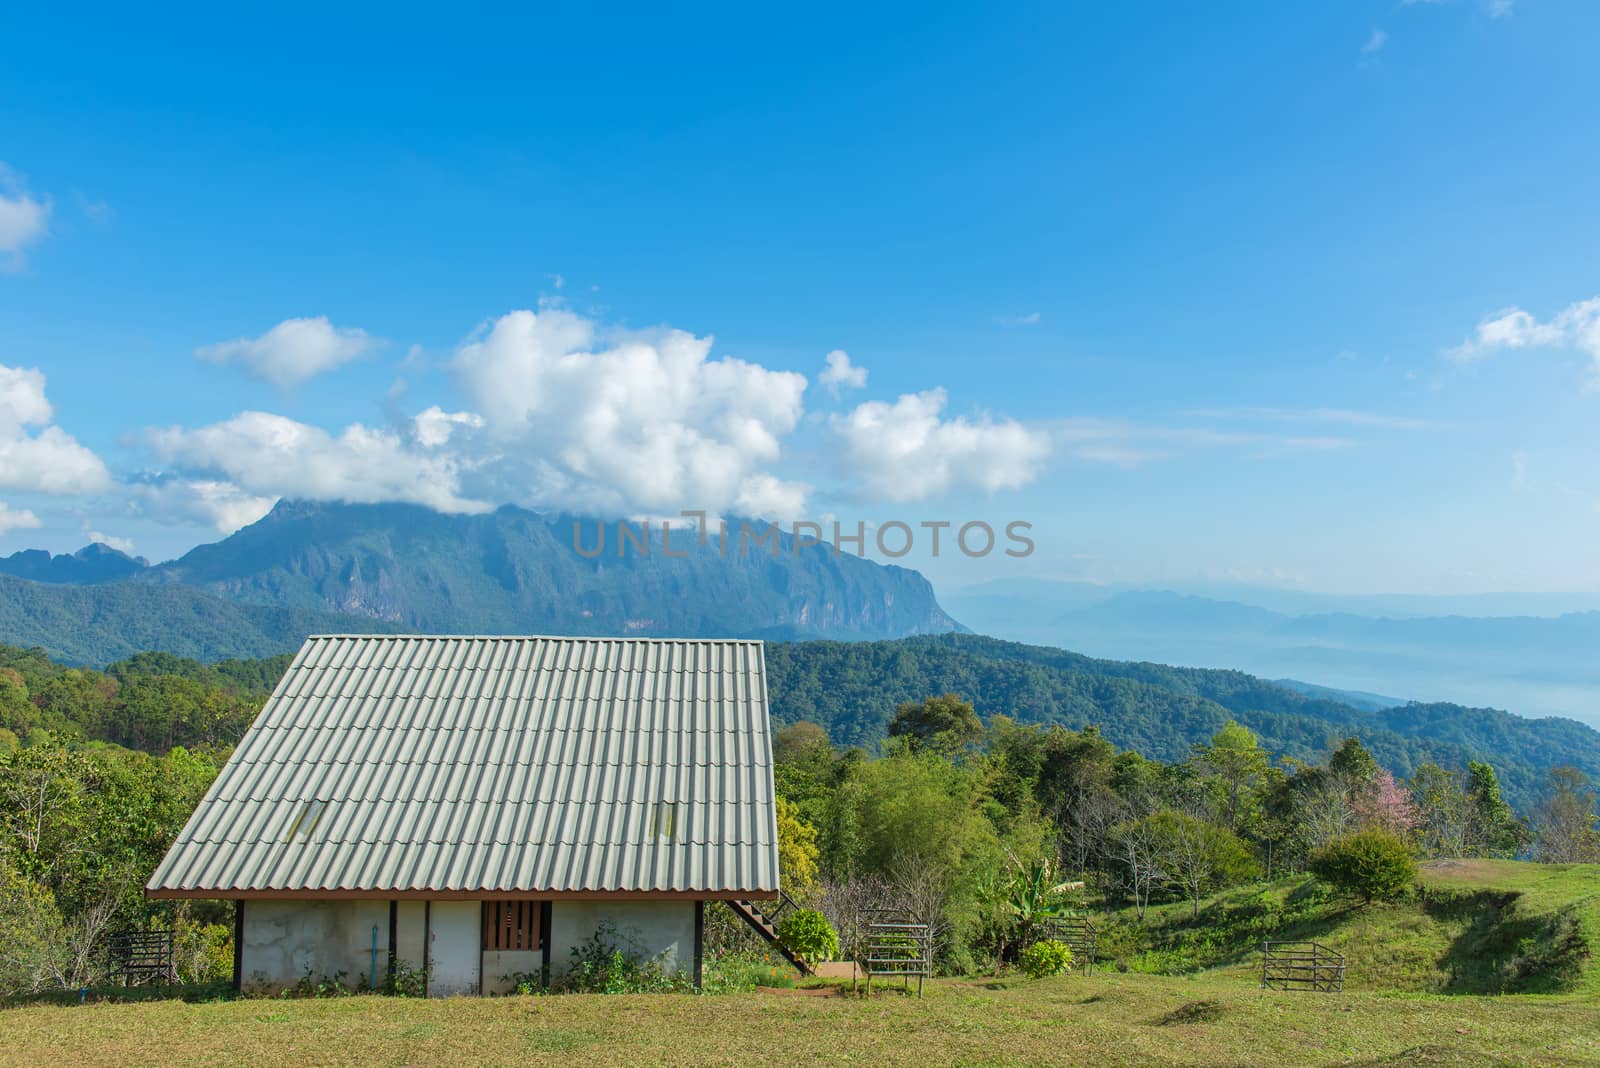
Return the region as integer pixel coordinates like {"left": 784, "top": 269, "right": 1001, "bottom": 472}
{"left": 1, "top": 971, "right": 1594, "bottom": 1068}
{"left": 1097, "top": 860, "right": 1600, "bottom": 997}
{"left": 4, "top": 860, "right": 1595, "bottom": 1067}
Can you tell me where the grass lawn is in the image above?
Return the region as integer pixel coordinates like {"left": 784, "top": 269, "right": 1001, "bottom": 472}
{"left": 1095, "top": 861, "right": 1600, "bottom": 997}
{"left": 2, "top": 971, "right": 1595, "bottom": 1068}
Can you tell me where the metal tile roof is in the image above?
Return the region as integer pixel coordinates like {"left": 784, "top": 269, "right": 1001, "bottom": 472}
{"left": 148, "top": 635, "right": 779, "bottom": 896}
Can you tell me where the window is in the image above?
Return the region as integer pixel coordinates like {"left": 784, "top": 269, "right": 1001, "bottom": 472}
{"left": 481, "top": 901, "right": 542, "bottom": 951}
{"left": 649, "top": 800, "right": 678, "bottom": 842}
{"left": 284, "top": 799, "right": 327, "bottom": 841}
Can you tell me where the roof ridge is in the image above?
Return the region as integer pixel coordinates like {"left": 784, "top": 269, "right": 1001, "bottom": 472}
{"left": 306, "top": 633, "right": 765, "bottom": 644}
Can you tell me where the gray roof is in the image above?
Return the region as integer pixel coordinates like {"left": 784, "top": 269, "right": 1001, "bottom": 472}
{"left": 148, "top": 635, "right": 779, "bottom": 897}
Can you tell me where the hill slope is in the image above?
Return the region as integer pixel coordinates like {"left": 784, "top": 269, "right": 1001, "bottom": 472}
{"left": 1102, "top": 860, "right": 1600, "bottom": 996}
{"left": 0, "top": 575, "right": 399, "bottom": 665}
{"left": 764, "top": 633, "right": 1600, "bottom": 810}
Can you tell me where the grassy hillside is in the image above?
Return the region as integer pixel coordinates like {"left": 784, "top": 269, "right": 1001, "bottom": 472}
{"left": 1097, "top": 860, "right": 1600, "bottom": 997}
{"left": 2, "top": 972, "right": 1597, "bottom": 1068}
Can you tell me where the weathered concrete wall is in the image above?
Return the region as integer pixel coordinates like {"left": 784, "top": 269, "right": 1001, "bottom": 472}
{"left": 239, "top": 900, "right": 390, "bottom": 993}
{"left": 428, "top": 901, "right": 480, "bottom": 996}
{"left": 395, "top": 901, "right": 426, "bottom": 974}
{"left": 481, "top": 949, "right": 541, "bottom": 994}
{"left": 548, "top": 901, "right": 697, "bottom": 978}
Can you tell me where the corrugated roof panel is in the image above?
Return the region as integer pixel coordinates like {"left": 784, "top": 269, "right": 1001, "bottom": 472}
{"left": 147, "top": 635, "right": 778, "bottom": 895}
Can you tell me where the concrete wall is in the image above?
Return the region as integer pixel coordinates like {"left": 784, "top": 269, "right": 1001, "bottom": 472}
{"left": 240, "top": 897, "right": 700, "bottom": 996}
{"left": 548, "top": 900, "right": 697, "bottom": 979}
{"left": 428, "top": 901, "right": 480, "bottom": 996}
{"left": 396, "top": 901, "right": 426, "bottom": 974}
{"left": 239, "top": 899, "right": 391, "bottom": 994}
{"left": 481, "top": 950, "right": 541, "bottom": 995}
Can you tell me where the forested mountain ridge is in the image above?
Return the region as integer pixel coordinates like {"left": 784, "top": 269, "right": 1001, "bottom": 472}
{"left": 2, "top": 628, "right": 1592, "bottom": 813}
{"left": 763, "top": 634, "right": 1600, "bottom": 811}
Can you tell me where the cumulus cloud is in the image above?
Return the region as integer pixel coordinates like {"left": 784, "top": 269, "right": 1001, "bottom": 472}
{"left": 85, "top": 529, "right": 135, "bottom": 554}
{"left": 829, "top": 388, "right": 1050, "bottom": 501}
{"left": 412, "top": 406, "right": 485, "bottom": 448}
{"left": 132, "top": 478, "right": 278, "bottom": 535}
{"left": 452, "top": 308, "right": 810, "bottom": 518}
{"left": 147, "top": 411, "right": 490, "bottom": 518}
{"left": 0, "top": 501, "right": 42, "bottom": 535}
{"left": 196, "top": 316, "right": 376, "bottom": 387}
{"left": 0, "top": 166, "right": 51, "bottom": 271}
{"left": 1448, "top": 298, "right": 1600, "bottom": 379}
{"left": 0, "top": 363, "right": 113, "bottom": 494}
{"left": 818, "top": 350, "right": 868, "bottom": 396}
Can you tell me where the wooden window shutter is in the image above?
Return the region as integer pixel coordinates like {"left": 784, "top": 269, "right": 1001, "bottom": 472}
{"left": 481, "top": 901, "right": 542, "bottom": 951}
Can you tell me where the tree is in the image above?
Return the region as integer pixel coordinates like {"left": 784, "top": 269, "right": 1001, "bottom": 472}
{"left": 775, "top": 796, "right": 821, "bottom": 898}
{"left": 887, "top": 694, "right": 984, "bottom": 758}
{"left": 1533, "top": 767, "right": 1600, "bottom": 863}
{"left": 1353, "top": 769, "right": 1421, "bottom": 840}
{"left": 1411, "top": 763, "right": 1473, "bottom": 858}
{"left": 1139, "top": 809, "right": 1257, "bottom": 917}
{"left": 1467, "top": 762, "right": 1525, "bottom": 858}
{"left": 1109, "top": 816, "right": 1166, "bottom": 920}
{"left": 1193, "top": 720, "right": 1269, "bottom": 833}
{"left": 1310, "top": 830, "right": 1417, "bottom": 903}
{"left": 773, "top": 721, "right": 832, "bottom": 766}
{"left": 1328, "top": 737, "right": 1379, "bottom": 791}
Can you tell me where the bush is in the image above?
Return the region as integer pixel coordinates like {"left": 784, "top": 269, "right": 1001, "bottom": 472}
{"left": 554, "top": 922, "right": 694, "bottom": 994}
{"left": 775, "top": 908, "right": 839, "bottom": 967}
{"left": 1310, "top": 830, "right": 1418, "bottom": 903}
{"left": 1018, "top": 939, "right": 1073, "bottom": 978}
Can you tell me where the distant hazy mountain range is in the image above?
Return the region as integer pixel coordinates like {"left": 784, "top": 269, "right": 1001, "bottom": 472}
{"left": 0, "top": 500, "right": 960, "bottom": 663}
{"left": 942, "top": 579, "right": 1600, "bottom": 729}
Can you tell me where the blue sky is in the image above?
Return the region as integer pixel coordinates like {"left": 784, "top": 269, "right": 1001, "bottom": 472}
{"left": 1, "top": 2, "right": 1598, "bottom": 594}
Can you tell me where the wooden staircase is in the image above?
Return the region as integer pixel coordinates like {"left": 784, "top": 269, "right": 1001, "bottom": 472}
{"left": 728, "top": 891, "right": 814, "bottom": 976}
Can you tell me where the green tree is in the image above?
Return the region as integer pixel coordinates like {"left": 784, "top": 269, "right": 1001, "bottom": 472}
{"left": 887, "top": 693, "right": 984, "bottom": 758}
{"left": 1467, "top": 761, "right": 1525, "bottom": 858}
{"left": 1193, "top": 719, "right": 1269, "bottom": 833}
{"left": 1310, "top": 829, "right": 1417, "bottom": 903}
{"left": 1138, "top": 809, "right": 1257, "bottom": 917}
{"left": 775, "top": 796, "right": 821, "bottom": 898}
{"left": 1533, "top": 766, "right": 1600, "bottom": 863}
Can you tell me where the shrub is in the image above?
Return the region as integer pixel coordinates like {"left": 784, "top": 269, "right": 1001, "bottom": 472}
{"left": 1018, "top": 939, "right": 1073, "bottom": 979}
{"left": 1310, "top": 829, "right": 1418, "bottom": 903}
{"left": 775, "top": 908, "right": 839, "bottom": 967}
{"left": 554, "top": 922, "right": 694, "bottom": 994}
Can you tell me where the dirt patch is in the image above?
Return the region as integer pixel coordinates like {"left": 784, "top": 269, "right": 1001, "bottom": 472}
{"left": 756, "top": 985, "right": 843, "bottom": 997}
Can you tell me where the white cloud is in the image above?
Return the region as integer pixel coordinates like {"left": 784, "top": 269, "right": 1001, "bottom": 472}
{"left": 1487, "top": 0, "right": 1514, "bottom": 17}
{"left": 453, "top": 308, "right": 810, "bottom": 518}
{"left": 1448, "top": 298, "right": 1600, "bottom": 379}
{"left": 85, "top": 529, "right": 135, "bottom": 554}
{"left": 1362, "top": 29, "right": 1388, "bottom": 55}
{"left": 0, "top": 502, "right": 41, "bottom": 536}
{"left": 830, "top": 388, "right": 1051, "bottom": 501}
{"left": 196, "top": 316, "right": 375, "bottom": 387}
{"left": 0, "top": 363, "right": 114, "bottom": 494}
{"left": 818, "top": 350, "right": 868, "bottom": 396}
{"left": 0, "top": 165, "right": 51, "bottom": 271}
{"left": 412, "top": 406, "right": 485, "bottom": 448}
{"left": 133, "top": 478, "right": 279, "bottom": 535}
{"left": 147, "top": 411, "right": 491, "bottom": 518}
